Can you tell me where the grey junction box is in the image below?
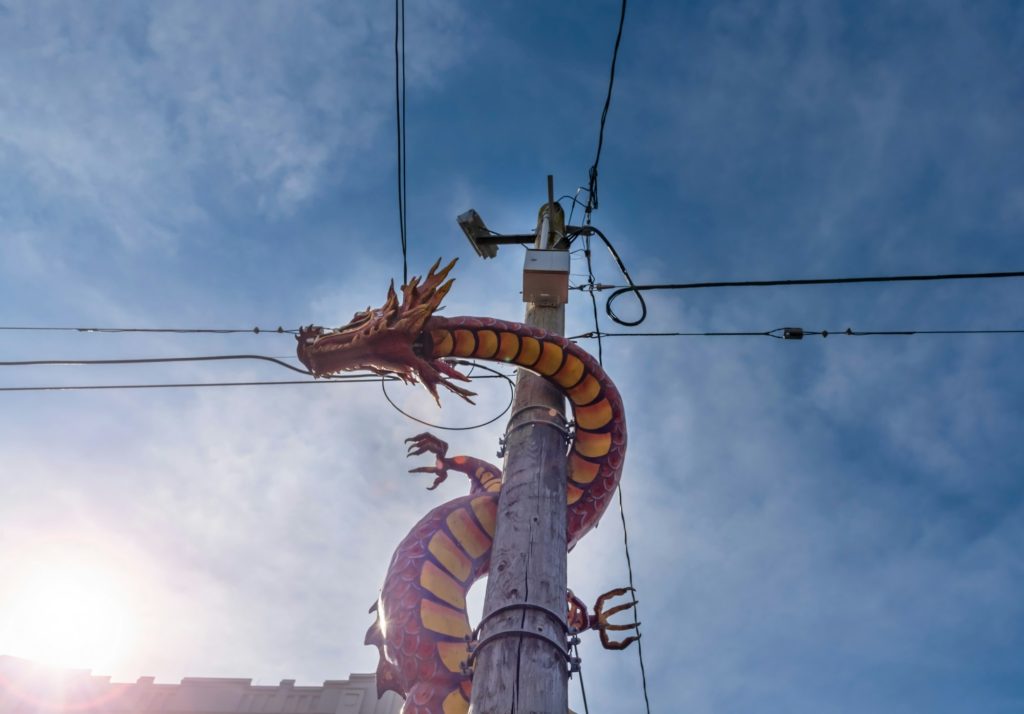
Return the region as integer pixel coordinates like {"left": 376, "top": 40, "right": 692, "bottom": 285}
{"left": 523, "top": 249, "right": 569, "bottom": 306}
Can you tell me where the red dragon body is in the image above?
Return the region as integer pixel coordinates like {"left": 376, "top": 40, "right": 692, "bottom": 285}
{"left": 297, "top": 260, "right": 630, "bottom": 714}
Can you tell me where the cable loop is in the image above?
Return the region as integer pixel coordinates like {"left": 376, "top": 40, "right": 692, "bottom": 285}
{"left": 380, "top": 361, "right": 515, "bottom": 432}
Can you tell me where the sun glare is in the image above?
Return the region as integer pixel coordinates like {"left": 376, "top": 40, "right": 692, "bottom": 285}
{"left": 1, "top": 547, "right": 136, "bottom": 673}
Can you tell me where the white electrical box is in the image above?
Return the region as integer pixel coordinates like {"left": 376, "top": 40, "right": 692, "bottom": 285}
{"left": 523, "top": 249, "right": 569, "bottom": 305}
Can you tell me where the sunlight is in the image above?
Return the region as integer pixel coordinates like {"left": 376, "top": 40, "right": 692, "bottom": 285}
{"left": 0, "top": 546, "right": 136, "bottom": 674}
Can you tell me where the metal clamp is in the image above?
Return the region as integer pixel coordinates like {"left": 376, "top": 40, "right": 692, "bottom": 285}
{"left": 461, "top": 601, "right": 578, "bottom": 676}
{"left": 474, "top": 601, "right": 570, "bottom": 637}
{"left": 504, "top": 418, "right": 571, "bottom": 443}
{"left": 463, "top": 629, "right": 573, "bottom": 673}
{"left": 506, "top": 404, "right": 569, "bottom": 425}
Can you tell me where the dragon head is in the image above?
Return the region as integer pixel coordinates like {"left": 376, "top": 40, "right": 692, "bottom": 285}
{"left": 297, "top": 258, "right": 475, "bottom": 405}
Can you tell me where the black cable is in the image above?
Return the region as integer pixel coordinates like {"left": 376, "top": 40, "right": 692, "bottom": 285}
{"left": 394, "top": 0, "right": 408, "bottom": 285}
{"left": 616, "top": 484, "right": 651, "bottom": 714}
{"left": 585, "top": 0, "right": 627, "bottom": 221}
{"left": 559, "top": 189, "right": 590, "bottom": 230}
{"left": 0, "top": 326, "right": 298, "bottom": 335}
{"left": 843, "top": 328, "right": 1024, "bottom": 336}
{"left": 583, "top": 234, "right": 604, "bottom": 364}
{"left": 380, "top": 360, "right": 516, "bottom": 431}
{"left": 0, "top": 373, "right": 512, "bottom": 393}
{"left": 401, "top": 0, "right": 408, "bottom": 277}
{"left": 570, "top": 327, "right": 1024, "bottom": 340}
{"left": 573, "top": 642, "right": 590, "bottom": 714}
{"left": 0, "top": 354, "right": 314, "bottom": 376}
{"left": 577, "top": 226, "right": 647, "bottom": 327}
{"left": 582, "top": 243, "right": 651, "bottom": 714}
{"left": 0, "top": 378, "right": 380, "bottom": 392}
{"left": 593, "top": 270, "right": 1024, "bottom": 326}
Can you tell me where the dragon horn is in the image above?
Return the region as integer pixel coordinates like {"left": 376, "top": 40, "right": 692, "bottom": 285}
{"left": 384, "top": 280, "right": 399, "bottom": 311}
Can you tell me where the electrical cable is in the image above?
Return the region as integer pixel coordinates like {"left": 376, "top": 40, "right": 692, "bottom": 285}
{"left": 587, "top": 270, "right": 1024, "bottom": 327}
{"left": 559, "top": 189, "right": 590, "bottom": 229}
{"left": 570, "top": 327, "right": 1024, "bottom": 340}
{"left": 0, "top": 378, "right": 380, "bottom": 392}
{"left": 0, "top": 373, "right": 512, "bottom": 393}
{"left": 616, "top": 482, "right": 651, "bottom": 714}
{"left": 573, "top": 642, "right": 590, "bottom": 714}
{"left": 394, "top": 0, "right": 408, "bottom": 285}
{"left": 580, "top": 225, "right": 651, "bottom": 714}
{"left": 0, "top": 353, "right": 315, "bottom": 375}
{"left": 380, "top": 360, "right": 516, "bottom": 431}
{"left": 583, "top": 234, "right": 604, "bottom": 364}
{"left": 575, "top": 225, "right": 647, "bottom": 326}
{"left": 585, "top": 0, "right": 628, "bottom": 222}
{"left": 0, "top": 325, "right": 298, "bottom": 335}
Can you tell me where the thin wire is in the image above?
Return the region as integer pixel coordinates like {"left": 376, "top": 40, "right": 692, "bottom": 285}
{"left": 573, "top": 642, "right": 590, "bottom": 714}
{"left": 592, "top": 270, "right": 1024, "bottom": 325}
{"left": 0, "top": 377, "right": 381, "bottom": 392}
{"left": 379, "top": 360, "right": 515, "bottom": 431}
{"left": 585, "top": 0, "right": 628, "bottom": 222}
{"left": 843, "top": 328, "right": 1024, "bottom": 336}
{"left": 0, "top": 326, "right": 298, "bottom": 334}
{"left": 583, "top": 269, "right": 1024, "bottom": 294}
{"left": 0, "top": 373, "right": 512, "bottom": 393}
{"left": 583, "top": 234, "right": 604, "bottom": 364}
{"left": 559, "top": 188, "right": 589, "bottom": 230}
{"left": 570, "top": 328, "right": 1024, "bottom": 340}
{"left": 0, "top": 354, "right": 314, "bottom": 375}
{"left": 579, "top": 225, "right": 647, "bottom": 327}
{"left": 394, "top": 0, "right": 408, "bottom": 285}
{"left": 582, "top": 232, "right": 651, "bottom": 714}
{"left": 401, "top": 0, "right": 408, "bottom": 276}
{"left": 617, "top": 480, "right": 651, "bottom": 714}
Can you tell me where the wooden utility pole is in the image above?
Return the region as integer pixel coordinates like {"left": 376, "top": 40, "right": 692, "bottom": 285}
{"left": 470, "top": 177, "right": 570, "bottom": 713}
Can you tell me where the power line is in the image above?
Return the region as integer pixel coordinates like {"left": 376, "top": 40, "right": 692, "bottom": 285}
{"left": 395, "top": 0, "right": 408, "bottom": 284}
{"left": 584, "top": 0, "right": 628, "bottom": 222}
{"left": 570, "top": 327, "right": 1024, "bottom": 340}
{"left": 579, "top": 228, "right": 651, "bottom": 714}
{"left": 572, "top": 225, "right": 647, "bottom": 326}
{"left": 579, "top": 270, "right": 1024, "bottom": 327}
{"left": 573, "top": 641, "right": 590, "bottom": 714}
{"left": 0, "top": 373, "right": 511, "bottom": 393}
{"left": 0, "top": 354, "right": 313, "bottom": 375}
{"left": 0, "top": 326, "right": 298, "bottom": 335}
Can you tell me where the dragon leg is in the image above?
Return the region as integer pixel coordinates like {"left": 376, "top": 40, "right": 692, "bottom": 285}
{"left": 406, "top": 432, "right": 502, "bottom": 495}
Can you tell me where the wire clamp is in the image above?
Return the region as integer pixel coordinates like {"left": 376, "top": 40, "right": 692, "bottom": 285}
{"left": 463, "top": 630, "right": 574, "bottom": 672}
{"left": 462, "top": 601, "right": 578, "bottom": 674}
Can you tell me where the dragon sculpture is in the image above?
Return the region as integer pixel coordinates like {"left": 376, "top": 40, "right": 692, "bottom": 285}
{"left": 297, "top": 259, "right": 636, "bottom": 714}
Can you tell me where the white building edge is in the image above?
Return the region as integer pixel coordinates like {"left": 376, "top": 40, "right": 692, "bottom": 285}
{"left": 0, "top": 656, "right": 402, "bottom": 714}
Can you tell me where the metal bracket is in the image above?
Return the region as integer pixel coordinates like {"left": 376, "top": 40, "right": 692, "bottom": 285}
{"left": 504, "top": 418, "right": 571, "bottom": 443}
{"left": 461, "top": 601, "right": 579, "bottom": 676}
{"left": 474, "top": 601, "right": 570, "bottom": 637}
{"left": 462, "top": 629, "right": 573, "bottom": 675}
{"left": 498, "top": 407, "right": 571, "bottom": 457}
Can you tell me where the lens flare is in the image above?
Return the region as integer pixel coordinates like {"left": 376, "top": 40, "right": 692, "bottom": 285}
{"left": 1, "top": 546, "right": 136, "bottom": 674}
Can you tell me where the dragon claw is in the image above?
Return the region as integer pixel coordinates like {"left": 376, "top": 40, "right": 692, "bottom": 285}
{"left": 405, "top": 433, "right": 449, "bottom": 458}
{"left": 405, "top": 433, "right": 451, "bottom": 490}
{"left": 408, "top": 465, "right": 448, "bottom": 490}
{"left": 571, "top": 586, "right": 642, "bottom": 651}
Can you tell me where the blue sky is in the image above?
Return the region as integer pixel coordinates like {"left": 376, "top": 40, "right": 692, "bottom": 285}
{"left": 1, "top": 1, "right": 1023, "bottom": 712}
